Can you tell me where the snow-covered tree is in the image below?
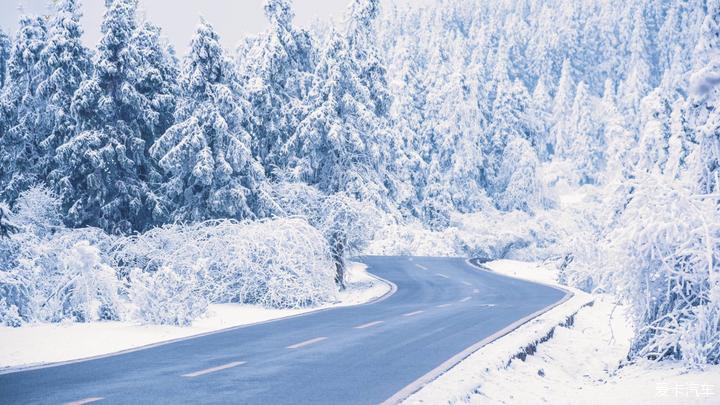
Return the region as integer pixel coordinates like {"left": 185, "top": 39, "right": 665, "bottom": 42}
{"left": 618, "top": 9, "right": 653, "bottom": 131}
{"left": 549, "top": 59, "right": 575, "bottom": 157}
{"left": 285, "top": 31, "right": 382, "bottom": 200}
{"left": 635, "top": 81, "right": 674, "bottom": 176}
{"left": 531, "top": 74, "right": 553, "bottom": 160}
{"left": 421, "top": 41, "right": 487, "bottom": 217}
{"left": 38, "top": 0, "right": 93, "bottom": 188}
{"left": 496, "top": 137, "right": 543, "bottom": 212}
{"left": 487, "top": 78, "right": 538, "bottom": 196}
{"left": 56, "top": 0, "right": 160, "bottom": 234}
{"left": 601, "top": 78, "right": 635, "bottom": 182}
{"left": 0, "top": 206, "right": 16, "bottom": 239}
{"left": 564, "top": 81, "right": 605, "bottom": 184}
{"left": 132, "top": 21, "right": 179, "bottom": 143}
{"left": 0, "top": 15, "right": 48, "bottom": 203}
{"left": 150, "top": 21, "right": 266, "bottom": 222}
{"left": 664, "top": 99, "right": 693, "bottom": 182}
{"left": 0, "top": 29, "right": 10, "bottom": 89}
{"left": 243, "top": 0, "right": 315, "bottom": 170}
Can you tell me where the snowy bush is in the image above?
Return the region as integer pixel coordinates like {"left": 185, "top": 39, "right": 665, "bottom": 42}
{"left": 0, "top": 187, "right": 120, "bottom": 325}
{"left": 129, "top": 266, "right": 209, "bottom": 327}
{"left": 607, "top": 177, "right": 720, "bottom": 365}
{"left": 114, "top": 217, "right": 337, "bottom": 325}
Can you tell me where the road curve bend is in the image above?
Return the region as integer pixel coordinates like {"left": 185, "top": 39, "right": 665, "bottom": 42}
{"left": 0, "top": 256, "right": 568, "bottom": 405}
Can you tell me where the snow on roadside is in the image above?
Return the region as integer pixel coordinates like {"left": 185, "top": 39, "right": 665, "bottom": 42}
{"left": 404, "top": 260, "right": 720, "bottom": 404}
{"left": 0, "top": 261, "right": 390, "bottom": 371}
{"left": 403, "top": 260, "right": 593, "bottom": 404}
{"left": 462, "top": 295, "right": 720, "bottom": 404}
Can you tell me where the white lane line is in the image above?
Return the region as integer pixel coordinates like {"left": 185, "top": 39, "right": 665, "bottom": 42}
{"left": 286, "top": 336, "right": 328, "bottom": 349}
{"left": 436, "top": 303, "right": 452, "bottom": 308}
{"left": 459, "top": 296, "right": 472, "bottom": 303}
{"left": 479, "top": 304, "right": 497, "bottom": 307}
{"left": 403, "top": 310, "right": 425, "bottom": 317}
{"left": 182, "top": 361, "right": 246, "bottom": 378}
{"left": 473, "top": 288, "right": 480, "bottom": 294}
{"left": 461, "top": 281, "right": 472, "bottom": 286}
{"left": 436, "top": 273, "right": 450, "bottom": 279}
{"left": 354, "top": 320, "right": 384, "bottom": 329}
{"left": 64, "top": 398, "right": 104, "bottom": 405}
{"left": 415, "top": 264, "right": 428, "bottom": 270}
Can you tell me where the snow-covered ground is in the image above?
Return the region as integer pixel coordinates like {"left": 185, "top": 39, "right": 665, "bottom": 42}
{"left": 405, "top": 260, "right": 720, "bottom": 404}
{"left": 0, "top": 261, "right": 390, "bottom": 371}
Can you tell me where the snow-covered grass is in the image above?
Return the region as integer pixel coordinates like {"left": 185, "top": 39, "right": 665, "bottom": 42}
{"left": 404, "top": 260, "right": 720, "bottom": 404}
{"left": 0, "top": 261, "right": 390, "bottom": 371}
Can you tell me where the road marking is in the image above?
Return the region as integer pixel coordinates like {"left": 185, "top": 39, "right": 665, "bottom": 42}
{"left": 287, "top": 337, "right": 328, "bottom": 349}
{"left": 479, "top": 304, "right": 497, "bottom": 307}
{"left": 461, "top": 281, "right": 472, "bottom": 286}
{"left": 354, "top": 320, "right": 384, "bottom": 329}
{"left": 64, "top": 398, "right": 104, "bottom": 405}
{"left": 473, "top": 288, "right": 480, "bottom": 294}
{"left": 436, "top": 273, "right": 450, "bottom": 279}
{"left": 459, "top": 297, "right": 472, "bottom": 303}
{"left": 415, "top": 264, "right": 428, "bottom": 270}
{"left": 436, "top": 303, "right": 452, "bottom": 308}
{"left": 182, "top": 361, "right": 246, "bottom": 378}
{"left": 408, "top": 257, "right": 414, "bottom": 261}
{"left": 402, "top": 310, "right": 425, "bottom": 317}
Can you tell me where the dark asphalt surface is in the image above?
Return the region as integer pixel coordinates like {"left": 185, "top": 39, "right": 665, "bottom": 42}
{"left": 0, "top": 256, "right": 566, "bottom": 405}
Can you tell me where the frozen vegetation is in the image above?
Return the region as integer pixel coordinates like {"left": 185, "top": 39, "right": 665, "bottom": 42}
{"left": 0, "top": 0, "right": 719, "bottom": 376}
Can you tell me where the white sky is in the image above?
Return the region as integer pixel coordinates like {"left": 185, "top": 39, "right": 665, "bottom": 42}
{"left": 0, "top": 0, "right": 353, "bottom": 53}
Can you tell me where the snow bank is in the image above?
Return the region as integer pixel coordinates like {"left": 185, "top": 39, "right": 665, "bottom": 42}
{"left": 402, "top": 260, "right": 594, "bottom": 404}
{"left": 0, "top": 261, "right": 390, "bottom": 371}
{"left": 448, "top": 296, "right": 720, "bottom": 404}
{"left": 404, "top": 260, "right": 720, "bottom": 404}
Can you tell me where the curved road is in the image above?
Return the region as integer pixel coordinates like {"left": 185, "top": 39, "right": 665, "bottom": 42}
{"left": 0, "top": 256, "right": 567, "bottom": 405}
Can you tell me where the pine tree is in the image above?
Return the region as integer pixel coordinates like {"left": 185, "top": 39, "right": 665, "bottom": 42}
{"left": 387, "top": 36, "right": 428, "bottom": 216}
{"left": 551, "top": 59, "right": 575, "bottom": 120}
{"left": 344, "top": 0, "right": 402, "bottom": 206}
{"left": 549, "top": 59, "right": 574, "bottom": 157}
{"left": 422, "top": 42, "right": 486, "bottom": 215}
{"left": 686, "top": 2, "right": 720, "bottom": 196}
{"left": 496, "top": 137, "right": 543, "bottom": 212}
{"left": 285, "top": 30, "right": 386, "bottom": 202}
{"left": 664, "top": 99, "right": 693, "bottom": 182}
{"left": 0, "top": 29, "right": 10, "bottom": 89}
{"left": 286, "top": 0, "right": 397, "bottom": 207}
{"left": 0, "top": 15, "right": 48, "bottom": 203}
{"left": 531, "top": 75, "right": 552, "bottom": 160}
{"left": 56, "top": 0, "right": 159, "bottom": 233}
{"left": 691, "top": 0, "right": 720, "bottom": 70}
{"left": 150, "top": 21, "right": 265, "bottom": 222}
{"left": 38, "top": 0, "right": 93, "bottom": 188}
{"left": 132, "top": 21, "right": 179, "bottom": 144}
{"left": 635, "top": 72, "right": 676, "bottom": 176}
{"left": 488, "top": 78, "right": 537, "bottom": 195}
{"left": 619, "top": 8, "right": 652, "bottom": 131}
{"left": 566, "top": 81, "right": 604, "bottom": 184}
{"left": 244, "top": 0, "right": 315, "bottom": 171}
{"left": 600, "top": 78, "right": 634, "bottom": 182}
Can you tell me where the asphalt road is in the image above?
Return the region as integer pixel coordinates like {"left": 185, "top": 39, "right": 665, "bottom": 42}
{"left": 0, "top": 256, "right": 567, "bottom": 405}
